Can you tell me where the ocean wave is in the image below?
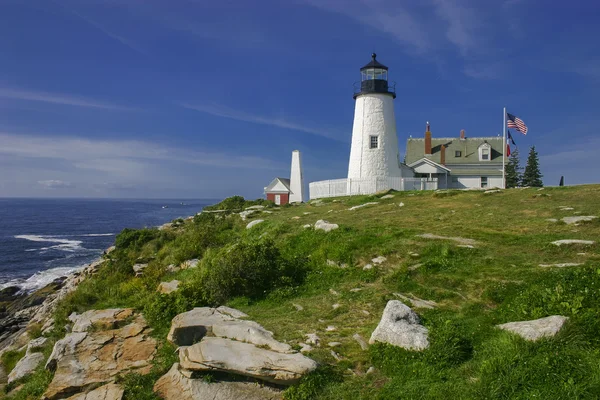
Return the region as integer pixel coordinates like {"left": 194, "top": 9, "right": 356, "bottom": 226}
{"left": 0, "top": 263, "right": 88, "bottom": 292}
{"left": 14, "top": 234, "right": 83, "bottom": 252}
{"left": 78, "top": 233, "right": 115, "bottom": 237}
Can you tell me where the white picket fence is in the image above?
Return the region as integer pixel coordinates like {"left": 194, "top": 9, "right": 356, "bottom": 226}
{"left": 309, "top": 177, "right": 438, "bottom": 199}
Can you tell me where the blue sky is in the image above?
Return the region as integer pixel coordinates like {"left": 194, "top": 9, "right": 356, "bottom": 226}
{"left": 1, "top": 0, "right": 599, "bottom": 198}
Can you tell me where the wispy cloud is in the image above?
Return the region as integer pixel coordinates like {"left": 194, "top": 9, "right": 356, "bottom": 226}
{"left": 432, "top": 0, "right": 479, "bottom": 55}
{"left": 69, "top": 9, "right": 146, "bottom": 55}
{"left": 0, "top": 131, "right": 281, "bottom": 172}
{"left": 0, "top": 87, "right": 137, "bottom": 111}
{"left": 38, "top": 180, "right": 74, "bottom": 189}
{"left": 181, "top": 103, "right": 345, "bottom": 142}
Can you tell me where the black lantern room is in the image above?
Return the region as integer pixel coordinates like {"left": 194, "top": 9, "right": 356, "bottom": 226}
{"left": 353, "top": 53, "right": 396, "bottom": 99}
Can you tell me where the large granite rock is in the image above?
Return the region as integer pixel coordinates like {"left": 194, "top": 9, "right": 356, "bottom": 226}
{"left": 497, "top": 315, "right": 569, "bottom": 341}
{"left": 180, "top": 337, "right": 317, "bottom": 385}
{"left": 7, "top": 352, "right": 45, "bottom": 383}
{"left": 65, "top": 383, "right": 124, "bottom": 400}
{"left": 369, "top": 300, "right": 429, "bottom": 351}
{"left": 314, "top": 220, "right": 339, "bottom": 232}
{"left": 70, "top": 308, "right": 135, "bottom": 333}
{"left": 154, "top": 363, "right": 282, "bottom": 400}
{"left": 167, "top": 307, "right": 291, "bottom": 353}
{"left": 43, "top": 313, "right": 156, "bottom": 400}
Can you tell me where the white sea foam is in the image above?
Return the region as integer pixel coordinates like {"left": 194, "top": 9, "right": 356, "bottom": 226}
{"left": 0, "top": 264, "right": 85, "bottom": 292}
{"left": 78, "top": 233, "right": 115, "bottom": 237}
{"left": 15, "top": 235, "right": 83, "bottom": 252}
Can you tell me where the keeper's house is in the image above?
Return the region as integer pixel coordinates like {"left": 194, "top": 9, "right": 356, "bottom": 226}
{"left": 404, "top": 128, "right": 504, "bottom": 189}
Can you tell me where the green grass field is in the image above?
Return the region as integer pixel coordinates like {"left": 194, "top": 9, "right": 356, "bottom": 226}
{"left": 5, "top": 185, "right": 600, "bottom": 399}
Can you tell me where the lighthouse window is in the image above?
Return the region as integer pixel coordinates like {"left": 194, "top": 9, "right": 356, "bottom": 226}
{"left": 370, "top": 136, "right": 379, "bottom": 149}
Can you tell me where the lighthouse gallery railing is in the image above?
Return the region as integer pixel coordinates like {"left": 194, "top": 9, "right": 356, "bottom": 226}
{"left": 309, "top": 177, "right": 438, "bottom": 200}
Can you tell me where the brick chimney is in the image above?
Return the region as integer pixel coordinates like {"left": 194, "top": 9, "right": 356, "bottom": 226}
{"left": 425, "top": 121, "right": 432, "bottom": 155}
{"left": 440, "top": 144, "right": 446, "bottom": 165}
{"left": 460, "top": 129, "right": 466, "bottom": 140}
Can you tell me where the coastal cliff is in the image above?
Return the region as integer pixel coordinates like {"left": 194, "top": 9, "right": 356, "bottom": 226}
{"left": 1, "top": 187, "right": 599, "bottom": 399}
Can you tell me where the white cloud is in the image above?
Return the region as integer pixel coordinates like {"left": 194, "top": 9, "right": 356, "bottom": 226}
{"left": 0, "top": 87, "right": 136, "bottom": 111}
{"left": 38, "top": 180, "right": 74, "bottom": 189}
{"left": 181, "top": 103, "right": 345, "bottom": 142}
{"left": 432, "top": 0, "right": 479, "bottom": 55}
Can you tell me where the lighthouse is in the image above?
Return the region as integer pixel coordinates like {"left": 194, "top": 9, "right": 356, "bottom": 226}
{"left": 347, "top": 53, "right": 402, "bottom": 180}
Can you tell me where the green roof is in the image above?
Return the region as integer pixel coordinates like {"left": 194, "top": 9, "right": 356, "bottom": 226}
{"left": 405, "top": 137, "right": 504, "bottom": 166}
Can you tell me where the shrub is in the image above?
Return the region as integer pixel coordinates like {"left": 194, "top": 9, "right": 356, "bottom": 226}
{"left": 143, "top": 292, "right": 192, "bottom": 334}
{"left": 115, "top": 228, "right": 160, "bottom": 251}
{"left": 1, "top": 349, "right": 25, "bottom": 374}
{"left": 189, "top": 239, "right": 307, "bottom": 305}
{"left": 203, "top": 196, "right": 272, "bottom": 211}
{"left": 283, "top": 366, "right": 343, "bottom": 400}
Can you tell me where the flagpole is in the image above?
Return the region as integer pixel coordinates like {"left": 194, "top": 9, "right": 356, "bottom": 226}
{"left": 502, "top": 107, "right": 507, "bottom": 189}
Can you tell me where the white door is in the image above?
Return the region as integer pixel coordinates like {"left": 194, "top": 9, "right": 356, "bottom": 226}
{"left": 275, "top": 195, "right": 281, "bottom": 205}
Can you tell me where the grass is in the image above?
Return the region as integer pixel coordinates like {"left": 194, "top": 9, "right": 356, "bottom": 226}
{"left": 5, "top": 185, "right": 600, "bottom": 399}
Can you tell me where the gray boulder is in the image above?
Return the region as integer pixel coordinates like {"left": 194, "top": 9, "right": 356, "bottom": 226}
{"left": 369, "top": 300, "right": 429, "bottom": 350}
{"left": 179, "top": 337, "right": 317, "bottom": 385}
{"left": 314, "top": 220, "right": 339, "bottom": 232}
{"left": 167, "top": 307, "right": 291, "bottom": 353}
{"left": 157, "top": 280, "right": 181, "bottom": 294}
{"left": 154, "top": 363, "right": 282, "bottom": 400}
{"left": 7, "top": 352, "right": 44, "bottom": 383}
{"left": 132, "top": 263, "right": 148, "bottom": 276}
{"left": 26, "top": 336, "right": 48, "bottom": 354}
{"left": 497, "top": 315, "right": 569, "bottom": 341}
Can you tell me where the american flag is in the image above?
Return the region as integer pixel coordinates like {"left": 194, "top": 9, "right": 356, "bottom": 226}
{"left": 506, "top": 112, "right": 528, "bottom": 135}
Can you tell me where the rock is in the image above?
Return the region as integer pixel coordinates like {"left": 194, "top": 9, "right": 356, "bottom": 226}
{"left": 154, "top": 363, "right": 282, "bottom": 400}
{"left": 0, "top": 286, "right": 22, "bottom": 302}
{"left": 330, "top": 350, "right": 342, "bottom": 361}
{"left": 352, "top": 334, "right": 368, "bottom": 350}
{"left": 497, "top": 315, "right": 569, "bottom": 341}
{"left": 369, "top": 300, "right": 429, "bottom": 351}
{"left": 157, "top": 280, "right": 181, "bottom": 294}
{"left": 132, "top": 263, "right": 148, "bottom": 276}
{"left": 561, "top": 216, "right": 597, "bottom": 225}
{"left": 326, "top": 260, "right": 338, "bottom": 267}
{"left": 547, "top": 218, "right": 558, "bottom": 222}
{"left": 314, "top": 220, "right": 339, "bottom": 232}
{"left": 371, "top": 256, "right": 387, "bottom": 265}
{"left": 366, "top": 366, "right": 375, "bottom": 374}
{"left": 245, "top": 205, "right": 265, "bottom": 211}
{"left": 408, "top": 263, "right": 422, "bottom": 271}
{"left": 539, "top": 263, "right": 582, "bottom": 268}
{"left": 325, "top": 326, "right": 337, "bottom": 332}
{"left": 180, "top": 337, "right": 317, "bottom": 385}
{"left": 551, "top": 239, "right": 595, "bottom": 246}
{"left": 43, "top": 314, "right": 156, "bottom": 400}
{"left": 104, "top": 246, "right": 116, "bottom": 255}
{"left": 417, "top": 233, "right": 478, "bottom": 246}
{"left": 484, "top": 189, "right": 502, "bottom": 194}
{"left": 362, "top": 310, "right": 370, "bottom": 315}
{"left": 457, "top": 244, "right": 474, "bottom": 249}
{"left": 381, "top": 194, "right": 395, "bottom": 199}
{"left": 167, "top": 307, "right": 290, "bottom": 353}
{"left": 26, "top": 336, "right": 48, "bottom": 354}
{"left": 332, "top": 303, "right": 341, "bottom": 310}
{"left": 65, "top": 383, "right": 124, "bottom": 400}
{"left": 363, "top": 264, "right": 373, "bottom": 270}
{"left": 292, "top": 303, "right": 304, "bottom": 311}
{"left": 329, "top": 289, "right": 339, "bottom": 296}
{"left": 291, "top": 216, "right": 301, "bottom": 220}
{"left": 166, "top": 264, "right": 179, "bottom": 273}
{"left": 393, "top": 293, "right": 437, "bottom": 309}
{"left": 181, "top": 259, "right": 200, "bottom": 269}
{"left": 558, "top": 206, "right": 574, "bottom": 210}
{"left": 305, "top": 333, "right": 320, "bottom": 346}
{"left": 71, "top": 308, "right": 135, "bottom": 333}
{"left": 303, "top": 212, "right": 312, "bottom": 215}
{"left": 246, "top": 219, "right": 264, "bottom": 229}
{"left": 328, "top": 342, "right": 341, "bottom": 347}
{"left": 303, "top": 224, "right": 312, "bottom": 228}
{"left": 398, "top": 202, "right": 405, "bottom": 207}
{"left": 348, "top": 202, "right": 378, "bottom": 211}
{"left": 350, "top": 288, "right": 362, "bottom": 292}
{"left": 8, "top": 352, "right": 44, "bottom": 383}
{"left": 299, "top": 343, "right": 313, "bottom": 353}
{"left": 239, "top": 210, "right": 256, "bottom": 221}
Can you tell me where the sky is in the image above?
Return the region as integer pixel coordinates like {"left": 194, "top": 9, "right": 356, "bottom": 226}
{"left": 1, "top": 0, "right": 599, "bottom": 198}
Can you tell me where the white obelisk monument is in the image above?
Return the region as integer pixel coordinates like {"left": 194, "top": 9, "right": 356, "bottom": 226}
{"left": 289, "top": 150, "right": 304, "bottom": 203}
{"left": 347, "top": 53, "right": 401, "bottom": 180}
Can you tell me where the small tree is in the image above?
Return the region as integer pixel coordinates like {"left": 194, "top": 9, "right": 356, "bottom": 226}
{"left": 522, "top": 146, "right": 543, "bottom": 187}
{"left": 505, "top": 147, "right": 522, "bottom": 188}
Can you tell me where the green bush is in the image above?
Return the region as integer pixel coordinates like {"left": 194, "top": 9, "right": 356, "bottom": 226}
{"left": 1, "top": 349, "right": 25, "bottom": 374}
{"left": 115, "top": 228, "right": 160, "bottom": 251}
{"left": 187, "top": 238, "right": 308, "bottom": 305}
{"left": 283, "top": 366, "right": 343, "bottom": 400}
{"left": 203, "top": 196, "right": 273, "bottom": 211}
{"left": 143, "top": 292, "right": 192, "bottom": 335}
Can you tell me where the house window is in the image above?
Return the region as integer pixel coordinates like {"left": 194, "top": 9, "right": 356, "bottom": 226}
{"left": 481, "top": 177, "right": 488, "bottom": 188}
{"left": 369, "top": 135, "right": 379, "bottom": 149}
{"left": 481, "top": 148, "right": 490, "bottom": 161}
{"left": 455, "top": 150, "right": 462, "bottom": 157}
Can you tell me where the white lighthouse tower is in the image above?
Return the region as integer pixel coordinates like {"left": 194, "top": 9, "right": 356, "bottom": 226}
{"left": 347, "top": 53, "right": 402, "bottom": 180}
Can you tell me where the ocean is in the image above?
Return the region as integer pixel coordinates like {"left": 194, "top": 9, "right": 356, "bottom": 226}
{"left": 0, "top": 198, "right": 214, "bottom": 292}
